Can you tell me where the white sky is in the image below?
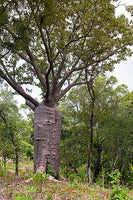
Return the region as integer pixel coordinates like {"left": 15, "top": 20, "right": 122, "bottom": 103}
{"left": 112, "top": 0, "right": 133, "bottom": 91}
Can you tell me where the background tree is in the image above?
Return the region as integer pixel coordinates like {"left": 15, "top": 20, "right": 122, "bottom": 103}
{"left": 0, "top": 84, "right": 20, "bottom": 174}
{"left": 0, "top": 0, "right": 133, "bottom": 175}
{"left": 101, "top": 87, "right": 133, "bottom": 186}
{"left": 0, "top": 84, "right": 33, "bottom": 175}
{"left": 60, "top": 76, "right": 133, "bottom": 185}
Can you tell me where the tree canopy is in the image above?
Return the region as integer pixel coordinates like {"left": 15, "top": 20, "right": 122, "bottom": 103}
{"left": 0, "top": 84, "right": 34, "bottom": 174}
{"left": 59, "top": 76, "right": 133, "bottom": 185}
{"left": 0, "top": 0, "right": 133, "bottom": 108}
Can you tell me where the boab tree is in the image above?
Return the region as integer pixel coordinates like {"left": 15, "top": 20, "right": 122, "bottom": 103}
{"left": 0, "top": 0, "right": 133, "bottom": 176}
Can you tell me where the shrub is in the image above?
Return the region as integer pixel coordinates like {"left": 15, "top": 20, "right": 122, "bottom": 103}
{"left": 110, "top": 186, "right": 131, "bottom": 200}
{"left": 32, "top": 173, "right": 49, "bottom": 184}
{"left": 109, "top": 169, "right": 121, "bottom": 187}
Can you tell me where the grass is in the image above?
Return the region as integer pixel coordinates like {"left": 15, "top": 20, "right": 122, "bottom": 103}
{"left": 0, "top": 161, "right": 132, "bottom": 200}
{"left": 0, "top": 176, "right": 111, "bottom": 200}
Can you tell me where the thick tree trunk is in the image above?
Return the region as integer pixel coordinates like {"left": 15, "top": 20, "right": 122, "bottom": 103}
{"left": 34, "top": 101, "right": 61, "bottom": 177}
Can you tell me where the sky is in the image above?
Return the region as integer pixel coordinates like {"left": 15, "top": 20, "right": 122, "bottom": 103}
{"left": 112, "top": 55, "right": 133, "bottom": 92}
{"left": 112, "top": 0, "right": 133, "bottom": 91}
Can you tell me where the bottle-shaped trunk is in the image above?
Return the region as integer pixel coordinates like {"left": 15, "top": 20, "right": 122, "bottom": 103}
{"left": 34, "top": 101, "right": 61, "bottom": 177}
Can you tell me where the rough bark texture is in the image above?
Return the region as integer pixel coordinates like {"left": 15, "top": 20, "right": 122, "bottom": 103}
{"left": 34, "top": 101, "right": 61, "bottom": 177}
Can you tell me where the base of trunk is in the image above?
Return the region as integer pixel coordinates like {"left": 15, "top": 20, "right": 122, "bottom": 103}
{"left": 88, "top": 167, "right": 92, "bottom": 186}
{"left": 34, "top": 101, "right": 61, "bottom": 177}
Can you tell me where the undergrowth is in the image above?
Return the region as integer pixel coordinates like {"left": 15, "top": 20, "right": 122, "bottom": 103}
{"left": 0, "top": 162, "right": 132, "bottom": 200}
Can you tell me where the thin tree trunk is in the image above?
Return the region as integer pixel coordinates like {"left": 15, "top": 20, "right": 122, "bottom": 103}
{"left": 85, "top": 69, "right": 95, "bottom": 186}
{"left": 34, "top": 101, "right": 61, "bottom": 177}
{"left": 87, "top": 100, "right": 94, "bottom": 186}
{"left": 87, "top": 112, "right": 94, "bottom": 186}
{"left": 94, "top": 139, "right": 105, "bottom": 182}
{"left": 94, "top": 147, "right": 102, "bottom": 181}
{"left": 3, "top": 156, "right": 6, "bottom": 169}
{"left": 10, "top": 132, "right": 19, "bottom": 176}
{"left": 15, "top": 150, "right": 19, "bottom": 176}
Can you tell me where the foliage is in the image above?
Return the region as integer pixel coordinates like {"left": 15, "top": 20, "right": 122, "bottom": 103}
{"left": 109, "top": 186, "right": 131, "bottom": 200}
{"left": 32, "top": 173, "right": 49, "bottom": 184}
{"left": 14, "top": 186, "right": 37, "bottom": 200}
{"left": 109, "top": 169, "right": 121, "bottom": 187}
{"left": 0, "top": 0, "right": 133, "bottom": 180}
{"left": 0, "top": 0, "right": 133, "bottom": 108}
{"left": 0, "top": 165, "right": 6, "bottom": 176}
{"left": 0, "top": 84, "right": 34, "bottom": 174}
{"left": 46, "top": 164, "right": 56, "bottom": 177}
{"left": 59, "top": 76, "right": 133, "bottom": 185}
{"left": 0, "top": 84, "right": 21, "bottom": 171}
{"left": 107, "top": 170, "right": 131, "bottom": 200}
{"left": 21, "top": 141, "right": 34, "bottom": 160}
{"left": 0, "top": 160, "right": 132, "bottom": 200}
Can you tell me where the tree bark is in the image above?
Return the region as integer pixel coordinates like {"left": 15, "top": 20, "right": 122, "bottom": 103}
{"left": 15, "top": 150, "right": 19, "bottom": 176}
{"left": 94, "top": 147, "right": 102, "bottom": 182}
{"left": 87, "top": 125, "right": 93, "bottom": 186}
{"left": 94, "top": 139, "right": 105, "bottom": 182}
{"left": 34, "top": 101, "right": 61, "bottom": 177}
{"left": 3, "top": 156, "right": 6, "bottom": 169}
{"left": 87, "top": 101, "right": 94, "bottom": 186}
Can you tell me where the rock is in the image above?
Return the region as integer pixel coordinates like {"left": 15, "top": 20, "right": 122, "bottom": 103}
{"left": 49, "top": 176, "right": 61, "bottom": 183}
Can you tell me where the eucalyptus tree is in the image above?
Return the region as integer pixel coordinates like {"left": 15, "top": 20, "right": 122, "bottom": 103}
{"left": 0, "top": 0, "right": 133, "bottom": 175}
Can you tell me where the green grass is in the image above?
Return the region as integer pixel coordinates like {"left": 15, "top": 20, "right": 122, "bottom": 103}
{"left": 0, "top": 161, "right": 132, "bottom": 200}
{"left": 0, "top": 174, "right": 132, "bottom": 200}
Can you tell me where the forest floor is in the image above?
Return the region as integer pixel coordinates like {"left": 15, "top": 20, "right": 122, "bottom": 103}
{"left": 0, "top": 174, "right": 133, "bottom": 200}
{"left": 0, "top": 175, "right": 111, "bottom": 200}
{"left": 0, "top": 161, "right": 132, "bottom": 200}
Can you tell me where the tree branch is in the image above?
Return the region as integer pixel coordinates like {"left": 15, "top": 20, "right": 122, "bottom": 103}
{"left": 0, "top": 110, "right": 7, "bottom": 124}
{"left": 0, "top": 50, "right": 10, "bottom": 59}
{"left": 57, "top": 56, "right": 82, "bottom": 90}
{"left": 0, "top": 68, "right": 39, "bottom": 109}
{"left": 26, "top": 48, "right": 47, "bottom": 89}
{"left": 53, "top": 10, "right": 96, "bottom": 62}
{"left": 58, "top": 81, "right": 86, "bottom": 101}
{"left": 3, "top": 24, "right": 47, "bottom": 91}
{"left": 57, "top": 71, "right": 86, "bottom": 101}
{"left": 14, "top": 51, "right": 32, "bottom": 64}
{"left": 38, "top": 26, "right": 54, "bottom": 100}
{"left": 85, "top": 68, "right": 95, "bottom": 101}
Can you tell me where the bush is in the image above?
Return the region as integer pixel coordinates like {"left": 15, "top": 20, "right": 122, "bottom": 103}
{"left": 32, "top": 173, "right": 49, "bottom": 184}
{"left": 110, "top": 186, "right": 131, "bottom": 200}
{"left": 46, "top": 165, "right": 57, "bottom": 178}
{"left": 25, "top": 144, "right": 34, "bottom": 160}
{"left": 109, "top": 169, "right": 121, "bottom": 187}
